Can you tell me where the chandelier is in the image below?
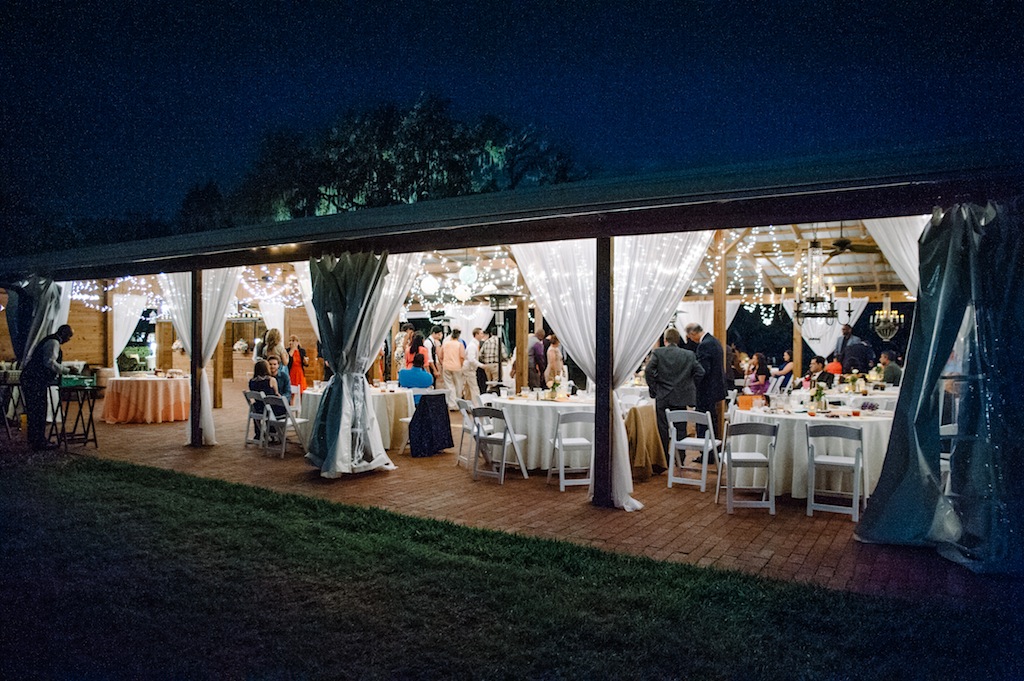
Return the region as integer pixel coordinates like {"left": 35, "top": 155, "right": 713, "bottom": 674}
{"left": 794, "top": 238, "right": 837, "bottom": 324}
{"left": 871, "top": 293, "right": 904, "bottom": 341}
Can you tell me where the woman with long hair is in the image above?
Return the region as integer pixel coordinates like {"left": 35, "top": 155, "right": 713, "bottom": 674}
{"left": 746, "top": 352, "right": 770, "bottom": 395}
{"left": 770, "top": 349, "right": 795, "bottom": 388}
{"left": 544, "top": 333, "right": 564, "bottom": 386}
{"left": 405, "top": 332, "right": 430, "bottom": 370}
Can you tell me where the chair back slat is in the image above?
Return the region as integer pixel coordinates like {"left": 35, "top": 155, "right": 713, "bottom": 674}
{"left": 727, "top": 422, "right": 778, "bottom": 439}
{"left": 806, "top": 423, "right": 861, "bottom": 442}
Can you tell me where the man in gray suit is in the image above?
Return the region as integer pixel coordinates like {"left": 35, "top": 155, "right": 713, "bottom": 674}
{"left": 646, "top": 328, "right": 705, "bottom": 456}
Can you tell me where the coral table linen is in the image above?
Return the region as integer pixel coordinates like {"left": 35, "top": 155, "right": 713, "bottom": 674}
{"left": 102, "top": 377, "right": 191, "bottom": 424}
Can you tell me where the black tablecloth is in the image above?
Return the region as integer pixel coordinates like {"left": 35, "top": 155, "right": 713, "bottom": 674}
{"left": 409, "top": 394, "right": 454, "bottom": 457}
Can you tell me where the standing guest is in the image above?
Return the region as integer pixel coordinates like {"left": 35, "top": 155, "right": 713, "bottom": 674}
{"left": 425, "top": 326, "right": 444, "bottom": 383}
{"left": 405, "top": 332, "right": 431, "bottom": 371}
{"left": 462, "top": 328, "right": 482, "bottom": 404}
{"left": 393, "top": 322, "right": 414, "bottom": 376}
{"left": 529, "top": 329, "right": 548, "bottom": 389}
{"left": 844, "top": 338, "right": 876, "bottom": 374}
{"left": 770, "top": 349, "right": 795, "bottom": 388}
{"left": 399, "top": 353, "right": 434, "bottom": 404}
{"left": 832, "top": 324, "right": 862, "bottom": 369}
{"left": 880, "top": 350, "right": 902, "bottom": 386}
{"left": 804, "top": 356, "right": 835, "bottom": 388}
{"left": 479, "top": 329, "right": 506, "bottom": 387}
{"left": 263, "top": 328, "right": 288, "bottom": 367}
{"left": 21, "top": 324, "right": 73, "bottom": 451}
{"left": 684, "top": 323, "right": 728, "bottom": 446}
{"left": 545, "top": 333, "right": 565, "bottom": 386}
{"left": 746, "top": 352, "right": 770, "bottom": 395}
{"left": 646, "top": 328, "right": 704, "bottom": 456}
{"left": 266, "top": 356, "right": 292, "bottom": 406}
{"left": 287, "top": 334, "right": 309, "bottom": 396}
{"left": 441, "top": 328, "right": 466, "bottom": 410}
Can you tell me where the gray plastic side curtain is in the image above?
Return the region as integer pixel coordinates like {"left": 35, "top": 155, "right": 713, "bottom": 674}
{"left": 858, "top": 201, "right": 1024, "bottom": 574}
{"left": 4, "top": 275, "right": 61, "bottom": 362}
{"left": 305, "top": 252, "right": 389, "bottom": 473}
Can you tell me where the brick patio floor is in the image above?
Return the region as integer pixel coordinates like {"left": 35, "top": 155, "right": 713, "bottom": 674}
{"left": 13, "top": 380, "right": 1022, "bottom": 608}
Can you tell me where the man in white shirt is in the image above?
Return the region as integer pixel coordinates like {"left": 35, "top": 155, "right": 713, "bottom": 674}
{"left": 462, "top": 328, "right": 483, "bottom": 404}
{"left": 424, "top": 325, "right": 443, "bottom": 382}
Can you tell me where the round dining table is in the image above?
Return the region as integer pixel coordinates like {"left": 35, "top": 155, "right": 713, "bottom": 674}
{"left": 483, "top": 395, "right": 595, "bottom": 470}
{"left": 102, "top": 376, "right": 191, "bottom": 424}
{"left": 297, "top": 386, "right": 414, "bottom": 449}
{"left": 729, "top": 408, "right": 895, "bottom": 499}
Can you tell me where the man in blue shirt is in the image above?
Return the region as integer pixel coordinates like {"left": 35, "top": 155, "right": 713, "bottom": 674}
{"left": 267, "top": 356, "right": 292, "bottom": 405}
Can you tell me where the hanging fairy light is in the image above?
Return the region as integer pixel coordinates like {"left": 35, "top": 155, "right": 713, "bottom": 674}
{"left": 237, "top": 265, "right": 304, "bottom": 308}
{"left": 408, "top": 247, "right": 526, "bottom": 310}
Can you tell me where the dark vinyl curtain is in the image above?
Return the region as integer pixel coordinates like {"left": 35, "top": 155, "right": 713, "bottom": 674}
{"left": 858, "top": 201, "right": 1024, "bottom": 573}
{"left": 305, "top": 253, "right": 391, "bottom": 477}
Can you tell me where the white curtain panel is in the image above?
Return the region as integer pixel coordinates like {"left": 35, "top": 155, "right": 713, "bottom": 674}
{"left": 782, "top": 297, "right": 870, "bottom": 359}
{"left": 259, "top": 300, "right": 285, "bottom": 338}
{"left": 863, "top": 215, "right": 929, "bottom": 294}
{"left": 158, "top": 267, "right": 243, "bottom": 445}
{"left": 676, "top": 300, "right": 741, "bottom": 335}
{"left": 444, "top": 304, "right": 494, "bottom": 337}
{"left": 363, "top": 253, "right": 422, "bottom": 369}
{"left": 512, "top": 231, "right": 712, "bottom": 511}
{"left": 291, "top": 260, "right": 321, "bottom": 342}
{"left": 111, "top": 294, "right": 148, "bottom": 376}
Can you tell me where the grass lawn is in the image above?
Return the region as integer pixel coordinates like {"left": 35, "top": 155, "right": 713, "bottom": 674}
{"left": 1, "top": 453, "right": 1021, "bottom": 680}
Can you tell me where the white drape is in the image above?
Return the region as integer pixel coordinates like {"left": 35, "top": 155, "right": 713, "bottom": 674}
{"left": 111, "top": 294, "right": 148, "bottom": 377}
{"left": 512, "top": 231, "right": 712, "bottom": 511}
{"left": 158, "top": 267, "right": 243, "bottom": 445}
{"left": 676, "top": 300, "right": 741, "bottom": 336}
{"left": 444, "top": 304, "right": 494, "bottom": 336}
{"left": 862, "top": 215, "right": 929, "bottom": 294}
{"left": 259, "top": 301, "right": 285, "bottom": 339}
{"left": 782, "top": 297, "right": 870, "bottom": 359}
{"left": 291, "top": 260, "right": 321, "bottom": 342}
{"left": 365, "top": 253, "right": 422, "bottom": 368}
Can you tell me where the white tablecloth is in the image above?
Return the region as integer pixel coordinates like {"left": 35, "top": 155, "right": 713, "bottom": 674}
{"left": 730, "top": 409, "right": 894, "bottom": 499}
{"left": 483, "top": 395, "right": 595, "bottom": 469}
{"left": 788, "top": 388, "right": 900, "bottom": 410}
{"left": 297, "top": 387, "right": 415, "bottom": 449}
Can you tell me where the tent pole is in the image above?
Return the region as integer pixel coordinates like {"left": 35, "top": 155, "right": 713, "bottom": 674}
{"left": 189, "top": 269, "right": 203, "bottom": 447}
{"left": 592, "top": 236, "right": 614, "bottom": 508}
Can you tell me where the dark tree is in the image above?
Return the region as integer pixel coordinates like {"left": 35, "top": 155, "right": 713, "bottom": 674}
{"left": 176, "top": 181, "right": 231, "bottom": 235}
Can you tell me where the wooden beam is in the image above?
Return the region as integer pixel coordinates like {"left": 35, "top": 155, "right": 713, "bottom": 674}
{"left": 515, "top": 298, "right": 529, "bottom": 393}
{"left": 592, "top": 237, "right": 614, "bottom": 508}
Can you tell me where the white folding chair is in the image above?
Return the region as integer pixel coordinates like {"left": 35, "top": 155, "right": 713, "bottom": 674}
{"left": 724, "top": 389, "right": 739, "bottom": 424}
{"left": 767, "top": 376, "right": 782, "bottom": 394}
{"left": 262, "top": 394, "right": 310, "bottom": 458}
{"left": 806, "top": 423, "right": 864, "bottom": 521}
{"left": 455, "top": 398, "right": 491, "bottom": 467}
{"left": 471, "top": 406, "right": 528, "bottom": 484}
{"left": 717, "top": 421, "right": 778, "bottom": 514}
{"left": 546, "top": 411, "right": 595, "bottom": 491}
{"left": 666, "top": 409, "right": 723, "bottom": 493}
{"left": 243, "top": 390, "right": 268, "bottom": 448}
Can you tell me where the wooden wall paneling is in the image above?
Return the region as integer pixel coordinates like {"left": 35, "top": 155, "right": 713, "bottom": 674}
{"left": 0, "top": 289, "right": 14, "bottom": 361}
{"left": 156, "top": 321, "right": 174, "bottom": 370}
{"left": 65, "top": 300, "right": 106, "bottom": 366}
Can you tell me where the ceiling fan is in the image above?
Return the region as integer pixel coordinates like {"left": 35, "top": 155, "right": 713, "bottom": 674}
{"left": 825, "top": 222, "right": 881, "bottom": 260}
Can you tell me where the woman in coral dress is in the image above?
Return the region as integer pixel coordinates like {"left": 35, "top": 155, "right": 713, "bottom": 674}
{"left": 287, "top": 335, "right": 309, "bottom": 395}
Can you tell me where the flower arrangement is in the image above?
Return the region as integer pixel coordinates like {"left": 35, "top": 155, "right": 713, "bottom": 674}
{"left": 171, "top": 339, "right": 184, "bottom": 353}
{"left": 845, "top": 369, "right": 860, "bottom": 386}
{"left": 233, "top": 338, "right": 249, "bottom": 353}
{"left": 860, "top": 401, "right": 879, "bottom": 411}
{"left": 813, "top": 383, "right": 827, "bottom": 404}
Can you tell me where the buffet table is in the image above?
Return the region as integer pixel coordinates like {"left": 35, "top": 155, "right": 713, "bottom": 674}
{"left": 297, "top": 387, "right": 414, "bottom": 449}
{"left": 729, "top": 408, "right": 895, "bottom": 499}
{"left": 102, "top": 377, "right": 191, "bottom": 424}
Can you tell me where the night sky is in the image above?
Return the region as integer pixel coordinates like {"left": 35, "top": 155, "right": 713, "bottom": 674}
{"left": 2, "top": 1, "right": 1022, "bottom": 221}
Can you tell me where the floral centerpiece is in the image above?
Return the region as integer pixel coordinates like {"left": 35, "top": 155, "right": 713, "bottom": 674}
{"left": 812, "top": 382, "right": 828, "bottom": 410}
{"left": 546, "top": 376, "right": 561, "bottom": 400}
{"left": 860, "top": 401, "right": 879, "bottom": 411}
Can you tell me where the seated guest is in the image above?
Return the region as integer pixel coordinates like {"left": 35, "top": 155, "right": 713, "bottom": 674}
{"left": 825, "top": 358, "right": 843, "bottom": 375}
{"left": 399, "top": 353, "right": 434, "bottom": 404}
{"left": 770, "top": 349, "right": 795, "bottom": 388}
{"left": 805, "top": 356, "right": 835, "bottom": 388}
{"left": 267, "top": 356, "right": 292, "bottom": 405}
{"left": 844, "top": 339, "right": 876, "bottom": 374}
{"left": 880, "top": 350, "right": 902, "bottom": 386}
{"left": 248, "top": 359, "right": 287, "bottom": 419}
{"left": 746, "top": 352, "right": 770, "bottom": 394}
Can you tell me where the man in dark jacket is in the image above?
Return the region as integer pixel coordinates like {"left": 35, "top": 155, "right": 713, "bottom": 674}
{"left": 685, "top": 323, "right": 728, "bottom": 445}
{"left": 21, "top": 324, "right": 74, "bottom": 450}
{"left": 646, "top": 328, "right": 704, "bottom": 455}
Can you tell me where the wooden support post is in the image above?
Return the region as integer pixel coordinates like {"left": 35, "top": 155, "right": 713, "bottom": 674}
{"left": 515, "top": 298, "right": 529, "bottom": 393}
{"left": 189, "top": 269, "right": 203, "bottom": 447}
{"left": 791, "top": 244, "right": 803, "bottom": 376}
{"left": 592, "top": 237, "right": 614, "bottom": 508}
{"left": 156, "top": 321, "right": 173, "bottom": 371}
{"left": 713, "top": 231, "right": 728, "bottom": 428}
{"left": 390, "top": 319, "right": 400, "bottom": 380}
{"left": 534, "top": 307, "right": 543, "bottom": 335}
{"left": 212, "top": 326, "right": 224, "bottom": 409}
